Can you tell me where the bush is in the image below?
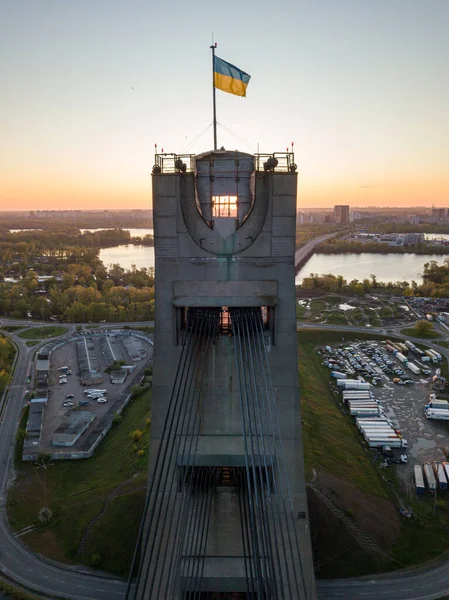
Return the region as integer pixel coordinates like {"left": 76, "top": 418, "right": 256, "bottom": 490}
{"left": 131, "top": 429, "right": 143, "bottom": 442}
{"left": 137, "top": 450, "right": 144, "bottom": 457}
{"left": 132, "top": 443, "right": 137, "bottom": 453}
{"left": 112, "top": 413, "right": 123, "bottom": 425}
{"left": 90, "top": 552, "right": 102, "bottom": 566}
{"left": 145, "top": 418, "right": 151, "bottom": 428}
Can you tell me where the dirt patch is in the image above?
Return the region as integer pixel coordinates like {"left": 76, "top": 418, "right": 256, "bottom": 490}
{"left": 315, "top": 470, "right": 400, "bottom": 548}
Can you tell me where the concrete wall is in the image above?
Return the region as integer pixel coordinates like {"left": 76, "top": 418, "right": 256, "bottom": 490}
{"left": 140, "top": 154, "right": 315, "bottom": 598}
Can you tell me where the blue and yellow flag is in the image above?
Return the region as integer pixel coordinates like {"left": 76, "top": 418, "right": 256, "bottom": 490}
{"left": 214, "top": 56, "right": 251, "bottom": 97}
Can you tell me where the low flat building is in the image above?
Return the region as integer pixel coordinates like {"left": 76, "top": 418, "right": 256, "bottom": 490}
{"left": 51, "top": 411, "right": 95, "bottom": 447}
{"left": 110, "top": 369, "right": 127, "bottom": 384}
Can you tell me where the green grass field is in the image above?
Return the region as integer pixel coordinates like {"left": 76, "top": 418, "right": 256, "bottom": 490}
{"left": 401, "top": 327, "right": 441, "bottom": 340}
{"left": 298, "top": 329, "right": 387, "bottom": 497}
{"left": 8, "top": 389, "right": 151, "bottom": 574}
{"left": 18, "top": 326, "right": 68, "bottom": 340}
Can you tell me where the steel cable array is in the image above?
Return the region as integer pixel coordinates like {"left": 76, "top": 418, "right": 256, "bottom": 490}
{"left": 128, "top": 306, "right": 309, "bottom": 599}
{"left": 126, "top": 308, "right": 220, "bottom": 600}
{"left": 231, "top": 308, "right": 309, "bottom": 599}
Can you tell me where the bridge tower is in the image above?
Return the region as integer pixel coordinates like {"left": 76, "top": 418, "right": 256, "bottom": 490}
{"left": 130, "top": 149, "right": 316, "bottom": 599}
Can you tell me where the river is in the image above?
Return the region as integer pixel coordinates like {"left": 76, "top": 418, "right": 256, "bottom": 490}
{"left": 80, "top": 228, "right": 154, "bottom": 237}
{"left": 98, "top": 244, "right": 449, "bottom": 283}
{"left": 295, "top": 252, "right": 449, "bottom": 284}
{"left": 99, "top": 245, "right": 155, "bottom": 271}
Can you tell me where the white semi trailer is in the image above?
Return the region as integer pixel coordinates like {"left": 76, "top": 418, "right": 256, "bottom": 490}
{"left": 425, "top": 409, "right": 449, "bottom": 421}
{"left": 407, "top": 362, "right": 420, "bottom": 375}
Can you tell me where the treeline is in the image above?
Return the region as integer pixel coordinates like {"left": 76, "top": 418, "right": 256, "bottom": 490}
{"left": 0, "top": 264, "right": 155, "bottom": 322}
{"left": 316, "top": 239, "right": 449, "bottom": 255}
{"left": 298, "top": 273, "right": 414, "bottom": 296}
{"left": 0, "top": 336, "right": 15, "bottom": 393}
{"left": 296, "top": 224, "right": 346, "bottom": 249}
{"left": 297, "top": 258, "right": 449, "bottom": 298}
{"left": 372, "top": 224, "right": 449, "bottom": 235}
{"left": 0, "top": 228, "right": 154, "bottom": 281}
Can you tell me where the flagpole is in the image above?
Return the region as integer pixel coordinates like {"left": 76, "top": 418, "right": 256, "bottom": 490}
{"left": 211, "top": 43, "right": 217, "bottom": 150}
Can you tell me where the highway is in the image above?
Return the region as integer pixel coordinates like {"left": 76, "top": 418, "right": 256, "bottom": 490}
{"left": 295, "top": 232, "right": 338, "bottom": 270}
{"left": 1, "top": 319, "right": 449, "bottom": 599}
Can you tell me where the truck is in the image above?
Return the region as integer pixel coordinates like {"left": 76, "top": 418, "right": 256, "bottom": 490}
{"left": 347, "top": 400, "right": 379, "bottom": 407}
{"left": 84, "top": 389, "right": 107, "bottom": 396}
{"left": 432, "top": 349, "right": 442, "bottom": 360}
{"left": 339, "top": 381, "right": 371, "bottom": 391}
{"left": 361, "top": 429, "right": 397, "bottom": 438}
{"left": 331, "top": 371, "right": 347, "bottom": 379}
{"left": 342, "top": 390, "right": 373, "bottom": 397}
{"left": 416, "top": 362, "right": 431, "bottom": 375}
{"left": 423, "top": 463, "right": 437, "bottom": 492}
{"left": 396, "top": 352, "right": 408, "bottom": 364}
{"left": 366, "top": 437, "right": 407, "bottom": 449}
{"left": 343, "top": 394, "right": 374, "bottom": 402}
{"left": 349, "top": 405, "right": 380, "bottom": 413}
{"left": 358, "top": 425, "right": 394, "bottom": 433}
{"left": 434, "top": 462, "right": 448, "bottom": 490}
{"left": 407, "top": 362, "right": 420, "bottom": 375}
{"left": 421, "top": 355, "right": 431, "bottom": 363}
{"left": 425, "top": 409, "right": 449, "bottom": 421}
{"left": 428, "top": 348, "right": 442, "bottom": 361}
{"left": 363, "top": 430, "right": 399, "bottom": 440}
{"left": 398, "top": 343, "right": 409, "bottom": 354}
{"left": 425, "top": 350, "right": 439, "bottom": 363}
{"left": 414, "top": 465, "right": 426, "bottom": 495}
{"left": 349, "top": 406, "right": 383, "bottom": 417}
{"left": 359, "top": 423, "right": 396, "bottom": 431}
{"left": 443, "top": 462, "right": 449, "bottom": 483}
{"left": 405, "top": 340, "right": 416, "bottom": 350}
{"left": 356, "top": 418, "right": 392, "bottom": 429}
{"left": 426, "top": 400, "right": 449, "bottom": 410}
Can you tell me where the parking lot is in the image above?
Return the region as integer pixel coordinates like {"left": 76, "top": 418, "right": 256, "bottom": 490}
{"left": 322, "top": 339, "right": 449, "bottom": 493}
{"left": 38, "top": 331, "right": 152, "bottom": 457}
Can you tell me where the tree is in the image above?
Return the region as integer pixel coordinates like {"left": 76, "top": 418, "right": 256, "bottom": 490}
{"left": 415, "top": 319, "right": 434, "bottom": 333}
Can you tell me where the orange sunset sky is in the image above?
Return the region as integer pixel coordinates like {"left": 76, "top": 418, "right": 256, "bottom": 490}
{"left": 1, "top": 1, "right": 448, "bottom": 211}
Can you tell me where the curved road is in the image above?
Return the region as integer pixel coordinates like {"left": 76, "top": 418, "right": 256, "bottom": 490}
{"left": 0, "top": 318, "right": 449, "bottom": 599}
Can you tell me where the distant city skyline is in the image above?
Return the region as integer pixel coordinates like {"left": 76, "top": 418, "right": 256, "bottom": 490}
{"left": 1, "top": 0, "right": 448, "bottom": 210}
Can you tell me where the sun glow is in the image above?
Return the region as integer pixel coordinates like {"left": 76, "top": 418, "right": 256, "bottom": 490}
{"left": 212, "top": 196, "right": 238, "bottom": 218}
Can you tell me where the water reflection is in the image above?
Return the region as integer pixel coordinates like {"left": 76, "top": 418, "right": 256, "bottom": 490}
{"left": 296, "top": 252, "right": 449, "bottom": 285}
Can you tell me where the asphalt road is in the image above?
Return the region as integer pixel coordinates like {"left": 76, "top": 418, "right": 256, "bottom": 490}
{"left": 0, "top": 319, "right": 449, "bottom": 599}
{"left": 295, "top": 232, "right": 338, "bottom": 269}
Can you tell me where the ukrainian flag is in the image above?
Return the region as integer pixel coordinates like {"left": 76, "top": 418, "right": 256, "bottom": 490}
{"left": 214, "top": 56, "right": 251, "bottom": 97}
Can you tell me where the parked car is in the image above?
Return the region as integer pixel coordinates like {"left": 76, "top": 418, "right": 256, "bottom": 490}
{"left": 63, "top": 401, "right": 74, "bottom": 407}
{"left": 65, "top": 394, "right": 75, "bottom": 399}
{"left": 97, "top": 398, "right": 107, "bottom": 403}
{"left": 59, "top": 379, "right": 67, "bottom": 385}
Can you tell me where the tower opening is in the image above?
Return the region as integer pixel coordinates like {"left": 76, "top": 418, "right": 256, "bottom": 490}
{"left": 212, "top": 196, "right": 238, "bottom": 218}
